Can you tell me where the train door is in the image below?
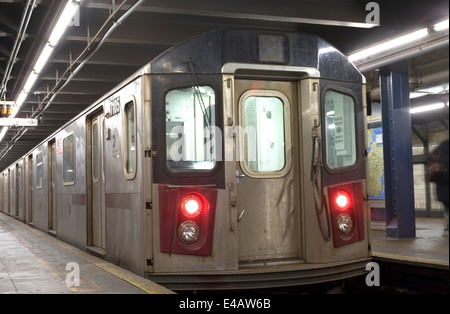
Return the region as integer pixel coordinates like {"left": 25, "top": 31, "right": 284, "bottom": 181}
{"left": 234, "top": 79, "right": 302, "bottom": 265}
{"left": 90, "top": 113, "right": 106, "bottom": 251}
{"left": 48, "top": 141, "right": 57, "bottom": 233}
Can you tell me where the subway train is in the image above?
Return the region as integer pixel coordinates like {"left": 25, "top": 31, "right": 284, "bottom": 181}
{"left": 0, "top": 29, "right": 370, "bottom": 290}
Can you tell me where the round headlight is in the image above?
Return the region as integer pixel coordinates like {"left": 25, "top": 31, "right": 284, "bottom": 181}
{"left": 337, "top": 214, "right": 353, "bottom": 234}
{"left": 178, "top": 221, "right": 200, "bottom": 243}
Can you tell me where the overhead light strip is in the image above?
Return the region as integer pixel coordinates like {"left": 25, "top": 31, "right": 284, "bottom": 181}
{"left": 14, "top": 0, "right": 82, "bottom": 112}
{"left": 348, "top": 28, "right": 428, "bottom": 62}
{"left": 434, "top": 19, "right": 449, "bottom": 31}
{"left": 0, "top": 0, "right": 82, "bottom": 144}
{"left": 348, "top": 18, "right": 449, "bottom": 63}
{"left": 410, "top": 102, "right": 446, "bottom": 114}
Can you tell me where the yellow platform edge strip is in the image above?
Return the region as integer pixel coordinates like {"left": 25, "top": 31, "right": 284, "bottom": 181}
{"left": 3, "top": 214, "right": 175, "bottom": 294}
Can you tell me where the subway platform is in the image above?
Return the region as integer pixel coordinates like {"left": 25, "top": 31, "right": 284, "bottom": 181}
{"left": 1, "top": 211, "right": 448, "bottom": 294}
{"left": 0, "top": 212, "right": 174, "bottom": 294}
{"left": 370, "top": 217, "right": 449, "bottom": 269}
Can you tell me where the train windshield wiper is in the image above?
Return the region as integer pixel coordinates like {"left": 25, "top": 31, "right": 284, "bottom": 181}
{"left": 185, "top": 60, "right": 211, "bottom": 127}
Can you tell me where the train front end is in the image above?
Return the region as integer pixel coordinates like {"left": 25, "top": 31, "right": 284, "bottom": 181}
{"left": 147, "top": 29, "right": 371, "bottom": 290}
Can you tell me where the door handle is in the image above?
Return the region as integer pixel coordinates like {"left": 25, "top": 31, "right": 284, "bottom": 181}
{"left": 237, "top": 209, "right": 245, "bottom": 222}
{"left": 236, "top": 170, "right": 246, "bottom": 183}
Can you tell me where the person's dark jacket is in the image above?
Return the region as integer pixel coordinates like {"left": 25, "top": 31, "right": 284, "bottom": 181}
{"left": 428, "top": 140, "right": 449, "bottom": 207}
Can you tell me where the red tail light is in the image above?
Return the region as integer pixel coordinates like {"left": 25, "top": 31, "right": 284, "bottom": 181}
{"left": 180, "top": 194, "right": 204, "bottom": 218}
{"left": 335, "top": 190, "right": 352, "bottom": 210}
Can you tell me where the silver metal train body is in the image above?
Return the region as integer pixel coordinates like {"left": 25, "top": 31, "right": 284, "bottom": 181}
{"left": 1, "top": 29, "right": 370, "bottom": 290}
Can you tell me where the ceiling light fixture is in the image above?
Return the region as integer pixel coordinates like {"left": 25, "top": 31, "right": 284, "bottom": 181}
{"left": 348, "top": 17, "right": 449, "bottom": 64}
{"left": 410, "top": 103, "right": 445, "bottom": 114}
{"left": 409, "top": 92, "right": 428, "bottom": 99}
{"left": 348, "top": 28, "right": 428, "bottom": 62}
{"left": 14, "top": 0, "right": 82, "bottom": 111}
{"left": 434, "top": 19, "right": 449, "bottom": 31}
{"left": 417, "top": 83, "right": 449, "bottom": 94}
{"left": 1, "top": 0, "right": 82, "bottom": 143}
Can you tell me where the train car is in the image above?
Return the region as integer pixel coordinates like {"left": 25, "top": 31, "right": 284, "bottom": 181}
{"left": 1, "top": 29, "right": 370, "bottom": 290}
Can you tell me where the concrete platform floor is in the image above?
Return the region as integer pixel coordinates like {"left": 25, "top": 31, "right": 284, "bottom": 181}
{"left": 2, "top": 211, "right": 448, "bottom": 294}
{"left": 370, "top": 217, "right": 449, "bottom": 268}
{"left": 0, "top": 212, "right": 174, "bottom": 294}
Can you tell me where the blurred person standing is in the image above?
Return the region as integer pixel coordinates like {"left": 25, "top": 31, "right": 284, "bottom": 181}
{"left": 426, "top": 139, "right": 449, "bottom": 236}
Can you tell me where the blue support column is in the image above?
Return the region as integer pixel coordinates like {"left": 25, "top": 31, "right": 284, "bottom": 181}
{"left": 379, "top": 61, "right": 416, "bottom": 238}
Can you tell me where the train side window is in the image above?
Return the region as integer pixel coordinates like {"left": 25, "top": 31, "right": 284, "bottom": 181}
{"left": 124, "top": 100, "right": 136, "bottom": 179}
{"left": 36, "top": 152, "right": 43, "bottom": 189}
{"left": 10, "top": 169, "right": 14, "bottom": 192}
{"left": 240, "top": 90, "right": 291, "bottom": 177}
{"left": 165, "top": 86, "right": 216, "bottom": 171}
{"left": 63, "top": 134, "right": 76, "bottom": 185}
{"left": 324, "top": 90, "right": 357, "bottom": 169}
{"left": 92, "top": 121, "right": 99, "bottom": 182}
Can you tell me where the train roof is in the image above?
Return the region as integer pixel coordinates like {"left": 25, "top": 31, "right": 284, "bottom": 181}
{"left": 149, "top": 28, "right": 365, "bottom": 84}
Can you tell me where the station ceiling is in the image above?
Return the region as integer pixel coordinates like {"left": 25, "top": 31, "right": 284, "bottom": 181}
{"left": 0, "top": 0, "right": 448, "bottom": 170}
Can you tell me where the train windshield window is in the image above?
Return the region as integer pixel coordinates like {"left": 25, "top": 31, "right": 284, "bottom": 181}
{"left": 165, "top": 86, "right": 216, "bottom": 171}
{"left": 63, "top": 134, "right": 75, "bottom": 185}
{"left": 243, "top": 96, "right": 286, "bottom": 173}
{"left": 324, "top": 90, "right": 357, "bottom": 169}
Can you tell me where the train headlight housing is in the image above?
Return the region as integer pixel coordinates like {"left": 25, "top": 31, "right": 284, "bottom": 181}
{"left": 337, "top": 213, "right": 353, "bottom": 234}
{"left": 327, "top": 183, "right": 364, "bottom": 247}
{"left": 178, "top": 221, "right": 200, "bottom": 243}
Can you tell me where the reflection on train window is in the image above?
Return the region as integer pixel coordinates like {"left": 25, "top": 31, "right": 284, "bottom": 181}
{"left": 243, "top": 96, "right": 286, "bottom": 172}
{"left": 165, "top": 86, "right": 216, "bottom": 171}
{"left": 324, "top": 90, "right": 356, "bottom": 169}
{"left": 63, "top": 134, "right": 75, "bottom": 185}
{"left": 125, "top": 101, "right": 136, "bottom": 177}
{"left": 10, "top": 169, "right": 14, "bottom": 192}
{"left": 36, "top": 152, "right": 43, "bottom": 189}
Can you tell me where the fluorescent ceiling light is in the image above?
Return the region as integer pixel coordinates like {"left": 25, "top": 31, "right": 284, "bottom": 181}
{"left": 417, "top": 83, "right": 449, "bottom": 94}
{"left": 0, "top": 127, "right": 7, "bottom": 143}
{"left": 12, "top": 0, "right": 81, "bottom": 114}
{"left": 23, "top": 71, "right": 39, "bottom": 93}
{"left": 349, "top": 28, "right": 428, "bottom": 62}
{"left": 48, "top": 1, "right": 81, "bottom": 46}
{"left": 434, "top": 19, "right": 449, "bottom": 31}
{"left": 409, "top": 92, "right": 428, "bottom": 99}
{"left": 15, "top": 92, "right": 27, "bottom": 108}
{"left": 1, "top": 0, "right": 82, "bottom": 145}
{"left": 410, "top": 103, "right": 445, "bottom": 114}
{"left": 34, "top": 44, "right": 54, "bottom": 74}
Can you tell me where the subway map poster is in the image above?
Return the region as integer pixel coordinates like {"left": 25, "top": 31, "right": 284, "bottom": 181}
{"left": 367, "top": 127, "right": 385, "bottom": 200}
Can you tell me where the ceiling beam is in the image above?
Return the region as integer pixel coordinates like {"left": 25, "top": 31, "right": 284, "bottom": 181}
{"left": 85, "top": 0, "right": 376, "bottom": 28}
